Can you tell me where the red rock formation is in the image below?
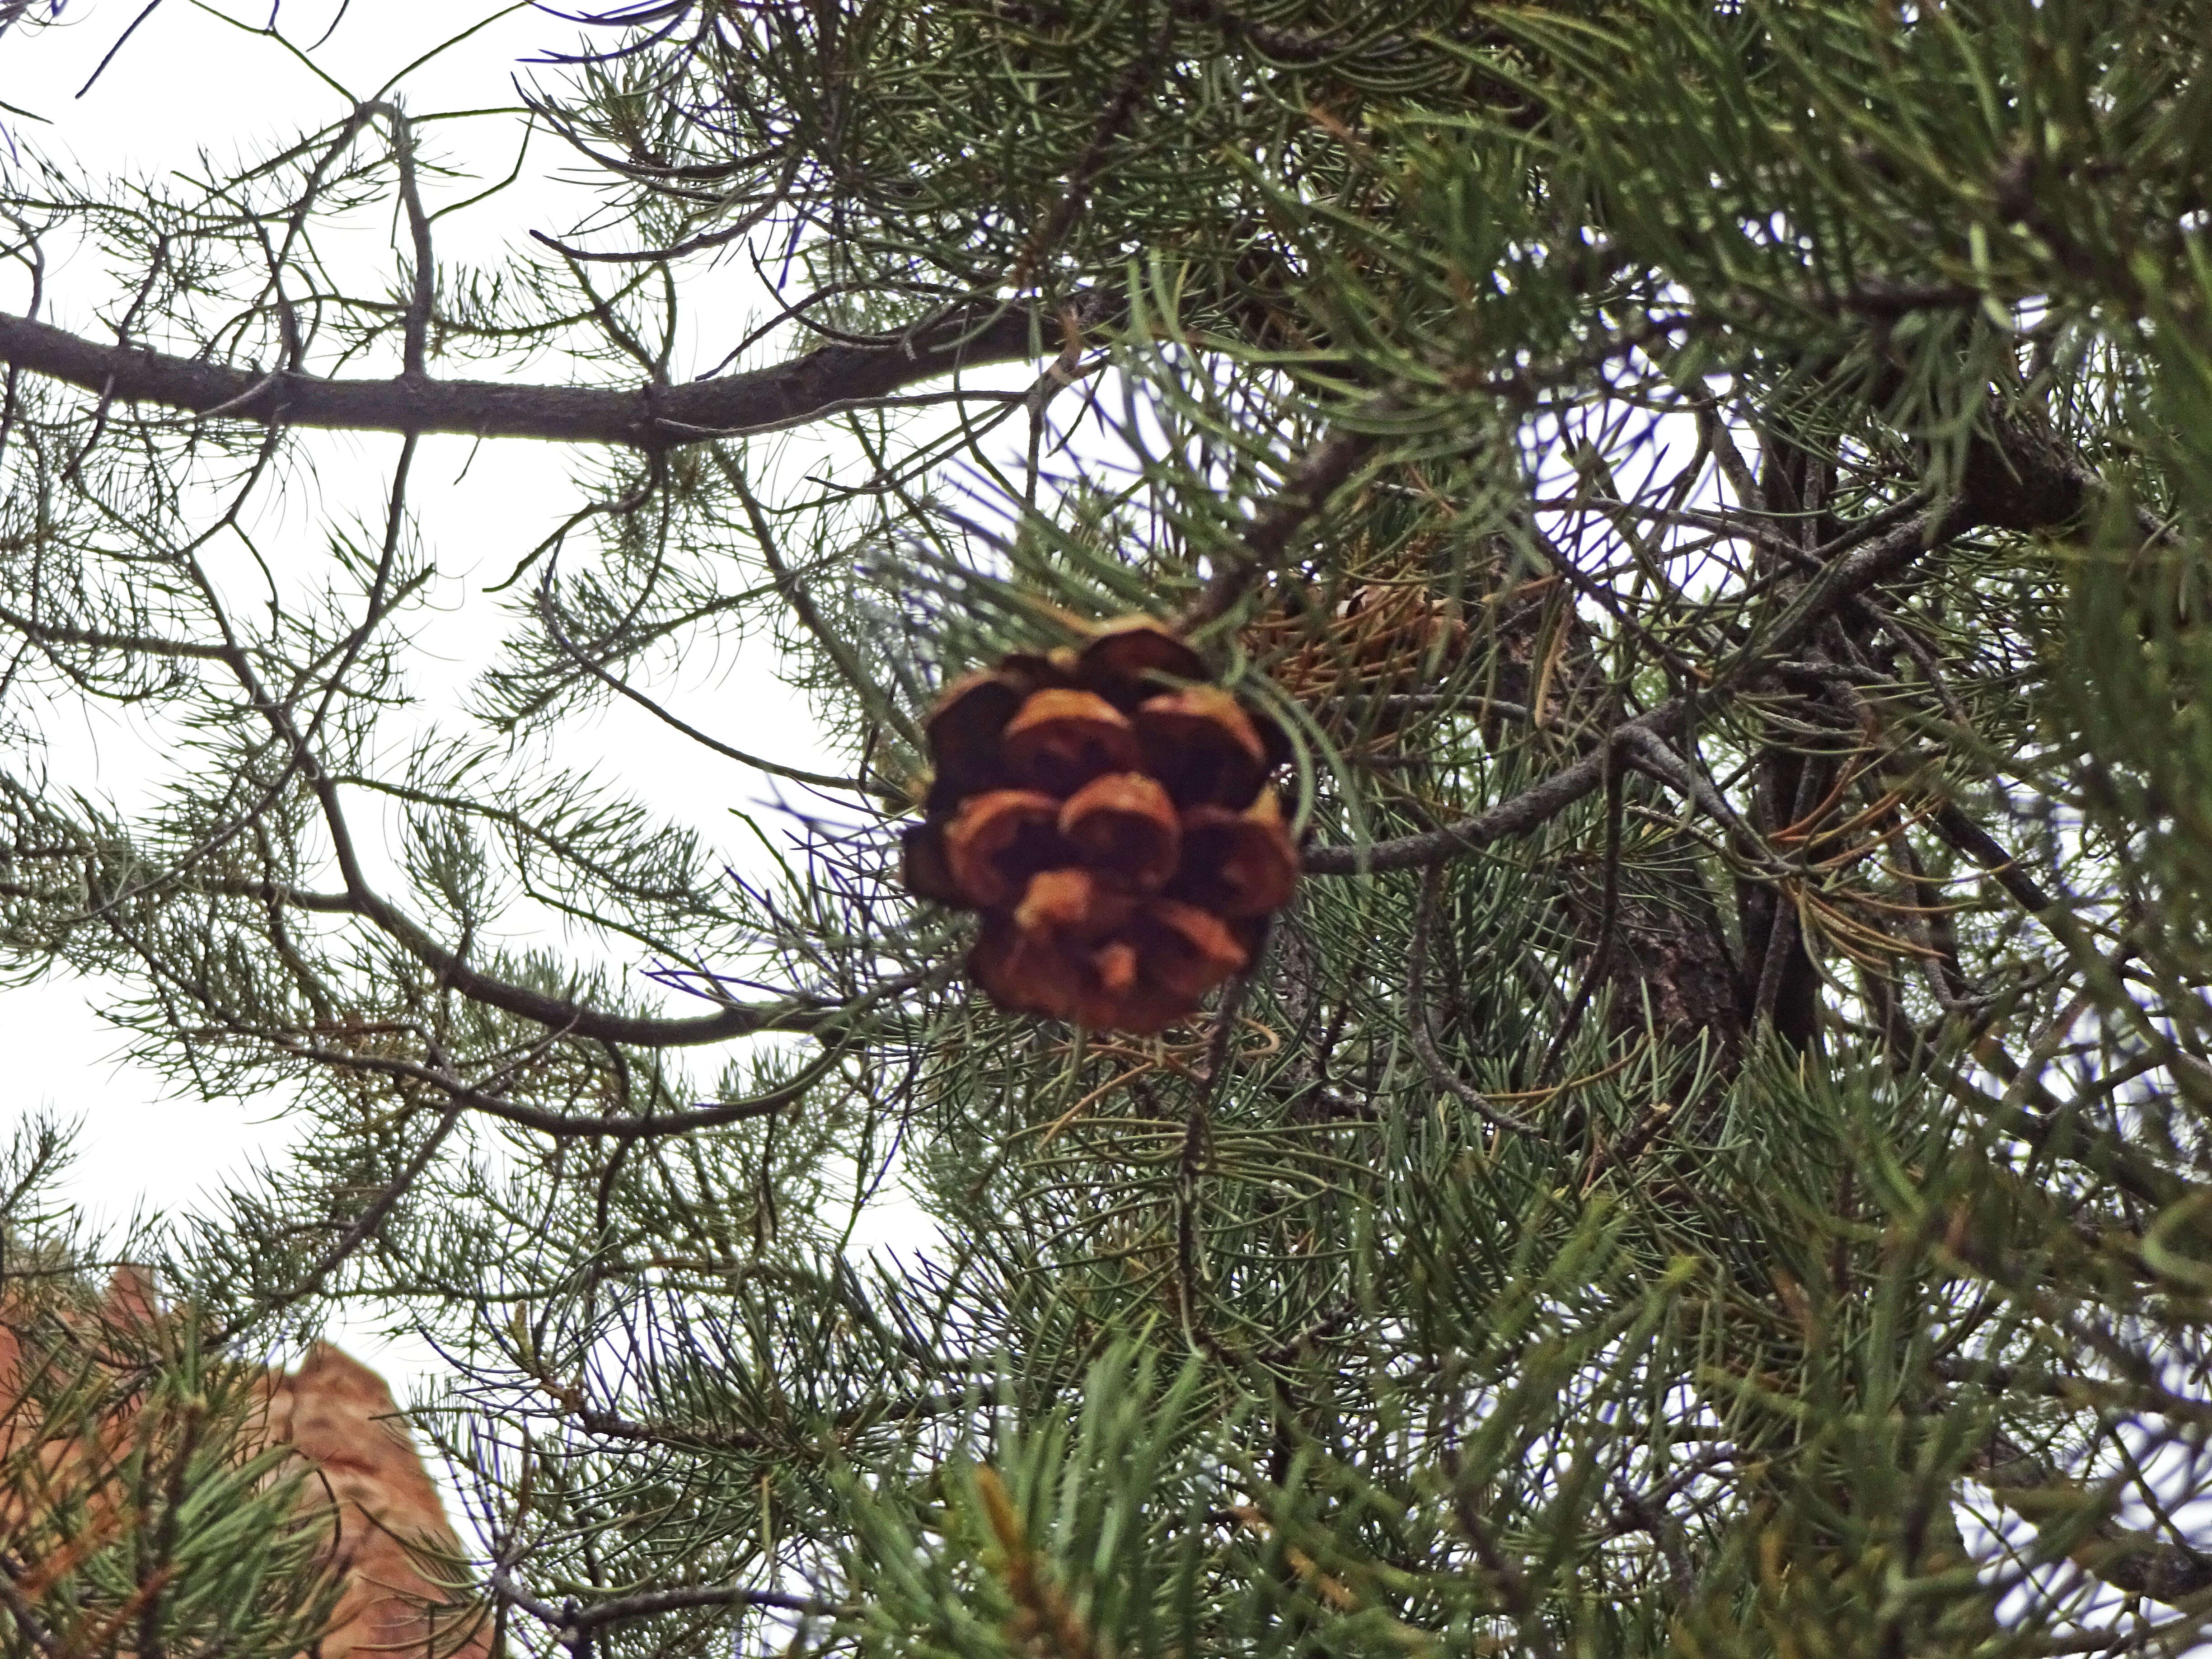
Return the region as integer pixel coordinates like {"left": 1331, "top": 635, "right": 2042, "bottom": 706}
{"left": 258, "top": 1343, "right": 489, "bottom": 1659}
{"left": 0, "top": 1270, "right": 488, "bottom": 1659}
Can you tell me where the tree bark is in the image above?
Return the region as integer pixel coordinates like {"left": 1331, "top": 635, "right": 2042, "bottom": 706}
{"left": 0, "top": 296, "right": 1086, "bottom": 450}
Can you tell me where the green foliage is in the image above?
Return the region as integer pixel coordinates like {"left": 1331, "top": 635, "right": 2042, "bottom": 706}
{"left": 5, "top": 1, "right": 2212, "bottom": 1656}
{"left": 1, "top": 1138, "right": 339, "bottom": 1659}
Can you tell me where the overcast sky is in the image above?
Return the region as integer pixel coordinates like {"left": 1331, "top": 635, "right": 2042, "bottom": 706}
{"left": 0, "top": 0, "right": 864, "bottom": 1387}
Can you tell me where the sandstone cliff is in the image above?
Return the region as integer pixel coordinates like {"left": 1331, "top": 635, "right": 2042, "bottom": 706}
{"left": 0, "top": 1269, "right": 488, "bottom": 1659}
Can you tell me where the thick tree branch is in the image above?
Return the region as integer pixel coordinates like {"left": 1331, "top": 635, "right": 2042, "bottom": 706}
{"left": 278, "top": 1031, "right": 850, "bottom": 1134}
{"left": 0, "top": 295, "right": 1087, "bottom": 451}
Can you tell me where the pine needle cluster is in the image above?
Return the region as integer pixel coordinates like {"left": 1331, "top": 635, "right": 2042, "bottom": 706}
{"left": 3, "top": 2, "right": 2212, "bottom": 1654}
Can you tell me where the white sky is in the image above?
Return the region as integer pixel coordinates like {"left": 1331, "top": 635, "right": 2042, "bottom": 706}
{"left": 0, "top": 0, "right": 867, "bottom": 1385}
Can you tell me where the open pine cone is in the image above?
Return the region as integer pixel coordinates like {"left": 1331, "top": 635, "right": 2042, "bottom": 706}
{"left": 1243, "top": 563, "right": 1469, "bottom": 753}
{"left": 903, "top": 617, "right": 1299, "bottom": 1034}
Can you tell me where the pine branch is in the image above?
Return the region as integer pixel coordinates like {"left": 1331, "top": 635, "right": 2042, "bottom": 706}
{"left": 0, "top": 294, "right": 1099, "bottom": 451}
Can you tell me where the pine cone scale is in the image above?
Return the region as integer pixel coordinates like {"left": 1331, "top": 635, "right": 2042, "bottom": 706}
{"left": 904, "top": 616, "right": 1300, "bottom": 1033}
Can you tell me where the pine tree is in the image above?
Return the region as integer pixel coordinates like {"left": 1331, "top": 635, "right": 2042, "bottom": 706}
{"left": 5, "top": 1, "right": 2212, "bottom": 1653}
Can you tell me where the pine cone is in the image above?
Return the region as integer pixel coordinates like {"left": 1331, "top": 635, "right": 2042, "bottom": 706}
{"left": 904, "top": 617, "right": 1298, "bottom": 1034}
{"left": 1245, "top": 570, "right": 1467, "bottom": 751}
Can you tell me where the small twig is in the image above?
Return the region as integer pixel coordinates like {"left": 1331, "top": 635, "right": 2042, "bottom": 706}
{"left": 272, "top": 1022, "right": 859, "bottom": 1139}
{"left": 1610, "top": 1475, "right": 1697, "bottom": 1605}
{"left": 1752, "top": 754, "right": 1826, "bottom": 1028}
{"left": 1534, "top": 734, "right": 1627, "bottom": 1085}
{"left": 1172, "top": 976, "right": 1255, "bottom": 1348}
{"left": 1441, "top": 1448, "right": 1560, "bottom": 1659}
{"left": 490, "top": 1570, "right": 847, "bottom": 1640}
{"left": 1005, "top": 36, "right": 1163, "bottom": 293}
{"left": 534, "top": 562, "right": 876, "bottom": 795}
{"left": 1581, "top": 1100, "right": 1676, "bottom": 1193}
{"left": 381, "top": 103, "right": 438, "bottom": 378}
{"left": 1405, "top": 868, "right": 1543, "bottom": 1136}
{"left": 1929, "top": 799, "right": 2055, "bottom": 915}
{"left": 1180, "top": 420, "right": 1386, "bottom": 630}
{"left": 714, "top": 445, "right": 923, "bottom": 750}
{"left": 0, "top": 1554, "right": 62, "bottom": 1658}
{"left": 73, "top": 0, "right": 164, "bottom": 96}
{"left": 213, "top": 1098, "right": 465, "bottom": 1337}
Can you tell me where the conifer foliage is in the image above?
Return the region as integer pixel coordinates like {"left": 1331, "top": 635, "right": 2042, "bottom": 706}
{"left": 4, "top": 1, "right": 2212, "bottom": 1655}
{"left": 1, "top": 1251, "right": 484, "bottom": 1659}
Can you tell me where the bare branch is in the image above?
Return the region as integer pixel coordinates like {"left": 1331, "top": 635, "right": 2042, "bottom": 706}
{"left": 0, "top": 294, "right": 1096, "bottom": 451}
